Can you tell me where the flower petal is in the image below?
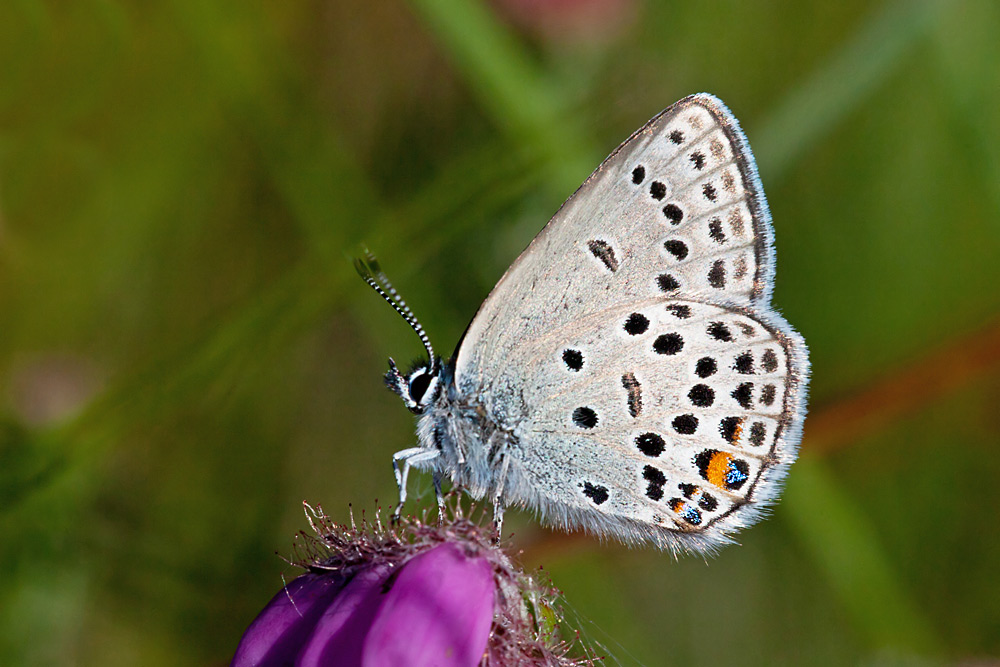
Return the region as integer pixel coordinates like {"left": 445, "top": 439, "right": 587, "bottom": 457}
{"left": 362, "top": 543, "right": 495, "bottom": 667}
{"left": 231, "top": 572, "right": 346, "bottom": 667}
{"left": 295, "top": 563, "right": 393, "bottom": 667}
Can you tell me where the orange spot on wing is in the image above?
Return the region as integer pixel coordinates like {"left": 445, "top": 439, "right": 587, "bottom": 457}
{"left": 732, "top": 420, "right": 744, "bottom": 443}
{"left": 706, "top": 451, "right": 734, "bottom": 489}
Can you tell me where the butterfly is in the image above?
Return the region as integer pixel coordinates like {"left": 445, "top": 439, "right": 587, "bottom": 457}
{"left": 357, "top": 94, "right": 809, "bottom": 553}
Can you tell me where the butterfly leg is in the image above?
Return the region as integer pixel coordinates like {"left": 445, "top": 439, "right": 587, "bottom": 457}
{"left": 490, "top": 451, "right": 511, "bottom": 541}
{"left": 492, "top": 503, "right": 505, "bottom": 542}
{"left": 392, "top": 447, "right": 438, "bottom": 519}
{"left": 433, "top": 472, "right": 445, "bottom": 520}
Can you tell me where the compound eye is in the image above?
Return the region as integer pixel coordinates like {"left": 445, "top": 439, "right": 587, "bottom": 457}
{"left": 408, "top": 372, "right": 432, "bottom": 404}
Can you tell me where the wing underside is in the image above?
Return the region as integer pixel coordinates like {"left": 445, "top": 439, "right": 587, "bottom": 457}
{"left": 451, "top": 94, "right": 809, "bottom": 552}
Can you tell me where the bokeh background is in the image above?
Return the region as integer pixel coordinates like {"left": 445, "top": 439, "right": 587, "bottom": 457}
{"left": 2, "top": 0, "right": 999, "bottom": 664}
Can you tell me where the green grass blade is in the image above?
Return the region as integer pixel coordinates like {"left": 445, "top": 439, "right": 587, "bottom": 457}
{"left": 783, "top": 455, "right": 942, "bottom": 654}
{"left": 756, "top": 0, "right": 950, "bottom": 182}
{"left": 406, "top": 0, "right": 598, "bottom": 191}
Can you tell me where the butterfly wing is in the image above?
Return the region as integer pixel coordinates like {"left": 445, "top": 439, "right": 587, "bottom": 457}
{"left": 489, "top": 298, "right": 805, "bottom": 552}
{"left": 451, "top": 94, "right": 808, "bottom": 552}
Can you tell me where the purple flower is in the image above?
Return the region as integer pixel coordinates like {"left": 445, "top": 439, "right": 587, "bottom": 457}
{"left": 232, "top": 503, "right": 591, "bottom": 667}
{"left": 234, "top": 544, "right": 493, "bottom": 666}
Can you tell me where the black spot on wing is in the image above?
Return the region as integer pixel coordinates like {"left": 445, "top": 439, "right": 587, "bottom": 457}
{"left": 707, "top": 322, "right": 733, "bottom": 342}
{"left": 643, "top": 465, "right": 666, "bottom": 501}
{"left": 582, "top": 482, "right": 609, "bottom": 505}
{"left": 572, "top": 407, "right": 598, "bottom": 429}
{"left": 708, "top": 217, "right": 726, "bottom": 244}
{"left": 657, "top": 274, "right": 679, "bottom": 292}
{"left": 734, "top": 352, "right": 754, "bottom": 375}
{"left": 636, "top": 432, "right": 665, "bottom": 457}
{"left": 665, "top": 304, "right": 691, "bottom": 318}
{"left": 688, "top": 384, "right": 715, "bottom": 407}
{"left": 623, "top": 313, "right": 649, "bottom": 335}
{"left": 707, "top": 260, "right": 726, "bottom": 289}
{"left": 695, "top": 357, "right": 717, "bottom": 378}
{"left": 732, "top": 383, "right": 754, "bottom": 409}
{"left": 562, "top": 348, "right": 583, "bottom": 371}
{"left": 662, "top": 203, "right": 684, "bottom": 224}
{"left": 672, "top": 414, "right": 698, "bottom": 434}
{"left": 719, "top": 416, "right": 743, "bottom": 444}
{"left": 761, "top": 349, "right": 779, "bottom": 373}
{"left": 654, "top": 333, "right": 684, "bottom": 355}
{"left": 664, "top": 240, "right": 689, "bottom": 260}
{"left": 622, "top": 373, "right": 642, "bottom": 418}
{"left": 587, "top": 240, "right": 618, "bottom": 272}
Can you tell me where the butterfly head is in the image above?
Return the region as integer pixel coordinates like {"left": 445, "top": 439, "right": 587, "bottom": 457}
{"left": 385, "top": 357, "right": 442, "bottom": 414}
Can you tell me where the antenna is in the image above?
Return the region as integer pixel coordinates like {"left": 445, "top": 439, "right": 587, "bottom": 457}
{"left": 354, "top": 250, "right": 437, "bottom": 372}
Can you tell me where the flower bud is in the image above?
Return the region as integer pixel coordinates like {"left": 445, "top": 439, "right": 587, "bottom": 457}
{"left": 232, "top": 502, "right": 590, "bottom": 666}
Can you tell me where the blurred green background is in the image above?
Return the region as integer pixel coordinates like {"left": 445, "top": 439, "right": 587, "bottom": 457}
{"left": 2, "top": 0, "right": 999, "bottom": 664}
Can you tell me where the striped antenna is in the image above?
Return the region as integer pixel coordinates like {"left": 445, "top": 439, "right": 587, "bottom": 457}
{"left": 355, "top": 251, "right": 437, "bottom": 372}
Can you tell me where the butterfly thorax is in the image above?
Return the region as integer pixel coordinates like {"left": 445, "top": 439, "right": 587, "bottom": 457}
{"left": 412, "top": 362, "right": 521, "bottom": 501}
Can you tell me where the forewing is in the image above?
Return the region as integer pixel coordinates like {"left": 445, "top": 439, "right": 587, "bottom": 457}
{"left": 455, "top": 94, "right": 775, "bottom": 397}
